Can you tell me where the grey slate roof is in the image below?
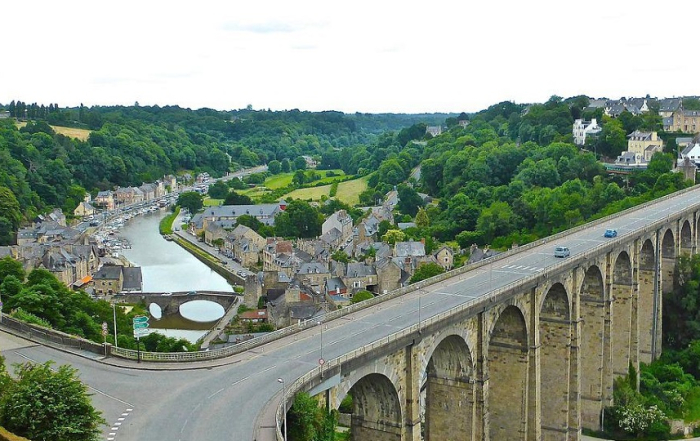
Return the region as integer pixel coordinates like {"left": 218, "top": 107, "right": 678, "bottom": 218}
{"left": 394, "top": 241, "right": 426, "bottom": 257}
{"left": 94, "top": 265, "right": 122, "bottom": 280}
{"left": 346, "top": 263, "right": 376, "bottom": 277}
{"left": 122, "top": 267, "right": 143, "bottom": 291}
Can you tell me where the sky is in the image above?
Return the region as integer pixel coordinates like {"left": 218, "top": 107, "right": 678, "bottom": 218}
{"left": 4, "top": 0, "right": 699, "bottom": 114}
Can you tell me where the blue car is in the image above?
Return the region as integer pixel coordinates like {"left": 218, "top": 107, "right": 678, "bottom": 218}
{"left": 604, "top": 229, "right": 617, "bottom": 238}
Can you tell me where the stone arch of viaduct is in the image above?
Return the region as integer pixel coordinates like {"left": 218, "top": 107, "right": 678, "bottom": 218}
{"left": 292, "top": 212, "right": 699, "bottom": 441}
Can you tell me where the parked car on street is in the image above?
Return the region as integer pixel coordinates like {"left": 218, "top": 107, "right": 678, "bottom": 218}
{"left": 604, "top": 229, "right": 618, "bottom": 238}
{"left": 554, "top": 246, "right": 570, "bottom": 258}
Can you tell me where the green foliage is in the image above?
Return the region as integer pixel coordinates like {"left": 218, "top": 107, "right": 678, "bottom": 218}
{"left": 338, "top": 394, "right": 353, "bottom": 414}
{"left": 351, "top": 290, "right": 373, "bottom": 303}
{"left": 159, "top": 206, "right": 180, "bottom": 235}
{"left": 274, "top": 200, "right": 323, "bottom": 238}
{"left": 267, "top": 160, "right": 282, "bottom": 174}
{"left": 331, "top": 249, "right": 349, "bottom": 264}
{"left": 224, "top": 190, "right": 253, "bottom": 205}
{"left": 140, "top": 332, "right": 197, "bottom": 352}
{"left": 329, "top": 182, "right": 338, "bottom": 197}
{"left": 207, "top": 180, "right": 230, "bottom": 199}
{"left": 410, "top": 262, "right": 445, "bottom": 283}
{"left": 381, "top": 229, "right": 405, "bottom": 246}
{"left": 396, "top": 184, "right": 424, "bottom": 217}
{"left": 288, "top": 392, "right": 339, "bottom": 441}
{"left": 177, "top": 191, "right": 203, "bottom": 214}
{"left": 9, "top": 308, "right": 52, "bottom": 328}
{"left": 665, "top": 254, "right": 700, "bottom": 350}
{"left": 0, "top": 361, "right": 105, "bottom": 441}
{"left": 0, "top": 257, "right": 25, "bottom": 285}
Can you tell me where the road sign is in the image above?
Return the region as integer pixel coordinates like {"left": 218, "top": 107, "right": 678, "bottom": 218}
{"left": 319, "top": 358, "right": 325, "bottom": 366}
{"left": 133, "top": 322, "right": 149, "bottom": 330}
{"left": 133, "top": 328, "right": 149, "bottom": 337}
{"left": 133, "top": 316, "right": 149, "bottom": 324}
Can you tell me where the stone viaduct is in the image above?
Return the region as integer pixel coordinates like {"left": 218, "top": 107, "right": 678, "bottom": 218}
{"left": 282, "top": 209, "right": 698, "bottom": 440}
{"left": 116, "top": 291, "right": 237, "bottom": 316}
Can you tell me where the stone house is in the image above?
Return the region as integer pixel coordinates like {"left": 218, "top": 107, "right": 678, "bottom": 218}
{"left": 325, "top": 277, "right": 347, "bottom": 297}
{"left": 617, "top": 130, "right": 664, "bottom": 167}
{"left": 296, "top": 262, "right": 331, "bottom": 293}
{"left": 139, "top": 183, "right": 157, "bottom": 201}
{"left": 114, "top": 187, "right": 144, "bottom": 206}
{"left": 342, "top": 262, "right": 378, "bottom": 295}
{"left": 204, "top": 223, "right": 227, "bottom": 247}
{"left": 434, "top": 246, "right": 454, "bottom": 270}
{"left": 93, "top": 265, "right": 123, "bottom": 295}
{"left": 263, "top": 239, "right": 294, "bottom": 271}
{"left": 92, "top": 265, "right": 142, "bottom": 295}
{"left": 375, "top": 258, "right": 405, "bottom": 295}
{"left": 665, "top": 108, "right": 700, "bottom": 134}
{"left": 322, "top": 210, "right": 353, "bottom": 242}
{"left": 94, "top": 191, "right": 115, "bottom": 210}
{"left": 239, "top": 309, "right": 268, "bottom": 324}
{"left": 163, "top": 174, "right": 178, "bottom": 191}
{"left": 74, "top": 201, "right": 96, "bottom": 218}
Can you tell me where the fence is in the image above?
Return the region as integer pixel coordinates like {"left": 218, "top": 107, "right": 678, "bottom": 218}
{"left": 0, "top": 315, "right": 105, "bottom": 355}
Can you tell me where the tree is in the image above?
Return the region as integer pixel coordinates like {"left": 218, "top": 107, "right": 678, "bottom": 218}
{"left": 351, "top": 290, "right": 374, "bottom": 303}
{"left": 292, "top": 169, "right": 306, "bottom": 186}
{"left": 415, "top": 207, "right": 430, "bottom": 229}
{"left": 207, "top": 181, "right": 229, "bottom": 199}
{"left": 0, "top": 256, "right": 25, "bottom": 285}
{"left": 410, "top": 262, "right": 445, "bottom": 283}
{"left": 281, "top": 158, "right": 291, "bottom": 173}
{"left": 396, "top": 184, "right": 424, "bottom": 217}
{"left": 223, "top": 191, "right": 253, "bottom": 205}
{"left": 274, "top": 200, "right": 322, "bottom": 238}
{"left": 177, "top": 191, "right": 203, "bottom": 214}
{"left": 268, "top": 160, "right": 282, "bottom": 174}
{"left": 292, "top": 156, "right": 306, "bottom": 171}
{"left": 382, "top": 229, "right": 406, "bottom": 245}
{"left": 0, "top": 361, "right": 105, "bottom": 441}
{"left": 0, "top": 186, "right": 21, "bottom": 230}
{"left": 331, "top": 249, "right": 349, "bottom": 263}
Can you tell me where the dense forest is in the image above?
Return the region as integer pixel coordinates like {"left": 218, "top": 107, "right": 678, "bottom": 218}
{"left": 0, "top": 101, "right": 453, "bottom": 243}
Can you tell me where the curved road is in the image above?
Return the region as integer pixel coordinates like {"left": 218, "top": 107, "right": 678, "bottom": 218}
{"left": 2, "top": 186, "right": 700, "bottom": 441}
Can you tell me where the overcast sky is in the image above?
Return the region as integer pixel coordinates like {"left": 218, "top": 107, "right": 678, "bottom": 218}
{"left": 3, "top": 1, "right": 698, "bottom": 114}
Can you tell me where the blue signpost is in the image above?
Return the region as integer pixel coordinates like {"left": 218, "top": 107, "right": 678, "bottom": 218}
{"left": 132, "top": 316, "right": 149, "bottom": 363}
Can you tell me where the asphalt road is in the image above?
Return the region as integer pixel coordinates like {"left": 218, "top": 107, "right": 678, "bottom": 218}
{"left": 2, "top": 186, "right": 700, "bottom": 441}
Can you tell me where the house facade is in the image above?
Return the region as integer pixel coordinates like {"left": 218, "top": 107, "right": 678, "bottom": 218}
{"left": 666, "top": 108, "right": 700, "bottom": 134}
{"left": 572, "top": 118, "right": 602, "bottom": 146}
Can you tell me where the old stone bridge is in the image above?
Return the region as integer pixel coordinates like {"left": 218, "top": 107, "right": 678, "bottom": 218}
{"left": 116, "top": 291, "right": 237, "bottom": 316}
{"left": 264, "top": 188, "right": 700, "bottom": 441}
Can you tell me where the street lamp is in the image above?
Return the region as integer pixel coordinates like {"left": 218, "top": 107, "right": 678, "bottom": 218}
{"left": 278, "top": 378, "right": 287, "bottom": 441}
{"left": 317, "top": 320, "right": 324, "bottom": 378}
{"left": 418, "top": 290, "right": 422, "bottom": 334}
{"left": 112, "top": 302, "right": 118, "bottom": 348}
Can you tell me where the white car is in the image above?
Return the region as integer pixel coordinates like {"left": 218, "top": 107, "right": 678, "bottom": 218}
{"left": 554, "top": 246, "right": 570, "bottom": 258}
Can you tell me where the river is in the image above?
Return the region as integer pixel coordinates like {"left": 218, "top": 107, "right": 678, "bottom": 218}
{"left": 118, "top": 210, "right": 232, "bottom": 342}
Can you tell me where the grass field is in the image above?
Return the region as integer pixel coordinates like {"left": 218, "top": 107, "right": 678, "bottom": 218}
{"left": 285, "top": 185, "right": 332, "bottom": 201}
{"left": 284, "top": 175, "right": 368, "bottom": 205}
{"left": 336, "top": 176, "right": 369, "bottom": 205}
{"left": 203, "top": 198, "right": 223, "bottom": 206}
{"left": 15, "top": 122, "right": 92, "bottom": 141}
